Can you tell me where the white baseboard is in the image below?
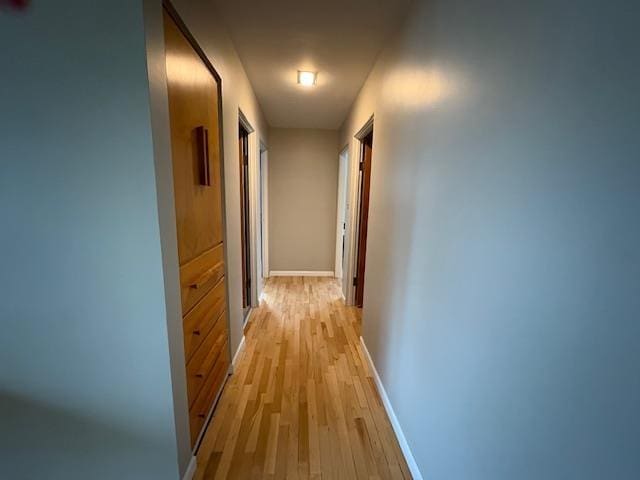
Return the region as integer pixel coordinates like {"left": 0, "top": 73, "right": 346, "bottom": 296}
{"left": 269, "top": 270, "right": 335, "bottom": 277}
{"left": 242, "top": 307, "right": 254, "bottom": 329}
{"left": 181, "top": 455, "right": 197, "bottom": 480}
{"left": 359, "top": 336, "right": 424, "bottom": 480}
{"left": 232, "top": 335, "right": 246, "bottom": 368}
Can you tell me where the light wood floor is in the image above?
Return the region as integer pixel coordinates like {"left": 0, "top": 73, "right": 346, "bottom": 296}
{"left": 194, "top": 277, "right": 411, "bottom": 479}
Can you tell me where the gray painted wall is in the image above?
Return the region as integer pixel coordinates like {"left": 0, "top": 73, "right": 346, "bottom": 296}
{"left": 0, "top": 2, "right": 180, "bottom": 478}
{"left": 340, "top": 0, "right": 640, "bottom": 478}
{"left": 269, "top": 128, "right": 339, "bottom": 272}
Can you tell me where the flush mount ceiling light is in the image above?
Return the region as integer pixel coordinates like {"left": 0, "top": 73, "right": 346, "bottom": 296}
{"left": 297, "top": 70, "right": 317, "bottom": 86}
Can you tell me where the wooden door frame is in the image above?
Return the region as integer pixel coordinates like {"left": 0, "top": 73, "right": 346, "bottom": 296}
{"left": 238, "top": 112, "right": 254, "bottom": 319}
{"left": 239, "top": 123, "right": 250, "bottom": 314}
{"left": 344, "top": 116, "right": 374, "bottom": 306}
{"left": 238, "top": 110, "right": 264, "bottom": 316}
{"left": 354, "top": 131, "right": 373, "bottom": 307}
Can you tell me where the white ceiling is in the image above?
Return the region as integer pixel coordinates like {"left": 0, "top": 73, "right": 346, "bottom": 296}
{"left": 213, "top": 0, "right": 411, "bottom": 129}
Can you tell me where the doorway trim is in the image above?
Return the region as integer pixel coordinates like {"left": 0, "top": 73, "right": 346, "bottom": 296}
{"left": 334, "top": 145, "right": 350, "bottom": 284}
{"left": 259, "top": 143, "right": 269, "bottom": 283}
{"left": 343, "top": 115, "right": 374, "bottom": 305}
{"left": 238, "top": 110, "right": 267, "bottom": 311}
{"left": 238, "top": 110, "right": 257, "bottom": 323}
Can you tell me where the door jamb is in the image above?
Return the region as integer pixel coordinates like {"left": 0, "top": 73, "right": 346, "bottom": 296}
{"left": 238, "top": 110, "right": 259, "bottom": 319}
{"left": 344, "top": 115, "right": 374, "bottom": 305}
{"left": 334, "top": 145, "right": 349, "bottom": 283}
{"left": 259, "top": 144, "right": 269, "bottom": 283}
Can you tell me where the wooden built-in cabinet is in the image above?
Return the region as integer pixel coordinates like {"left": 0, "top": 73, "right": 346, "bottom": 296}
{"left": 163, "top": 6, "right": 230, "bottom": 448}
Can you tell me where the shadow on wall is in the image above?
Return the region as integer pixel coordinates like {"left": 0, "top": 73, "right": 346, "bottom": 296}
{"left": 0, "top": 390, "right": 177, "bottom": 480}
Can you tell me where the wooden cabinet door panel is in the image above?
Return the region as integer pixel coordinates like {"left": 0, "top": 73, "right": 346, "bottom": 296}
{"left": 164, "top": 11, "right": 223, "bottom": 266}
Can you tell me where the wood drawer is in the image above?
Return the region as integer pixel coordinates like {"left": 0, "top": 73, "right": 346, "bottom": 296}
{"left": 183, "top": 278, "right": 226, "bottom": 362}
{"left": 180, "top": 243, "right": 225, "bottom": 314}
{"left": 189, "top": 342, "right": 230, "bottom": 446}
{"left": 185, "top": 309, "right": 228, "bottom": 408}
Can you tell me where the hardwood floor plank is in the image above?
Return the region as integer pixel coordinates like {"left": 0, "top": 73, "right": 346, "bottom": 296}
{"left": 306, "top": 379, "right": 322, "bottom": 476}
{"left": 194, "top": 277, "right": 412, "bottom": 479}
{"left": 264, "top": 412, "right": 281, "bottom": 475}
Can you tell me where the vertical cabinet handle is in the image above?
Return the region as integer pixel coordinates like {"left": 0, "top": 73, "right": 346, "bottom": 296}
{"left": 195, "top": 126, "right": 211, "bottom": 186}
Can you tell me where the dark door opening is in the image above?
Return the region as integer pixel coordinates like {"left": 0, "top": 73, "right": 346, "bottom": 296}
{"left": 355, "top": 130, "right": 373, "bottom": 308}
{"left": 239, "top": 123, "right": 252, "bottom": 316}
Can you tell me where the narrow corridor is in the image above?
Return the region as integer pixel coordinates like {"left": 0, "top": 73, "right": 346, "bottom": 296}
{"left": 5, "top": 2, "right": 639, "bottom": 478}
{"left": 194, "top": 277, "right": 410, "bottom": 479}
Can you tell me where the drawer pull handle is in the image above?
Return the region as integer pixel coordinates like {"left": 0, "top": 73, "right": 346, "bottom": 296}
{"left": 195, "top": 373, "right": 204, "bottom": 378}
{"left": 189, "top": 262, "right": 223, "bottom": 290}
{"left": 193, "top": 329, "right": 201, "bottom": 336}
{"left": 198, "top": 413, "right": 206, "bottom": 419}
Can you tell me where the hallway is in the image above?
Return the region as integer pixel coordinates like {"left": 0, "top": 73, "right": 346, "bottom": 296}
{"left": 4, "top": 1, "right": 640, "bottom": 479}
{"left": 194, "top": 277, "right": 410, "bottom": 479}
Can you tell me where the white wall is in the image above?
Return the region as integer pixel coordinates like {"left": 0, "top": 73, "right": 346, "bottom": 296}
{"left": 340, "top": 0, "right": 640, "bottom": 478}
{"left": 144, "top": 0, "right": 269, "bottom": 474}
{"left": 0, "top": 2, "right": 180, "bottom": 478}
{"left": 268, "top": 128, "right": 339, "bottom": 273}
